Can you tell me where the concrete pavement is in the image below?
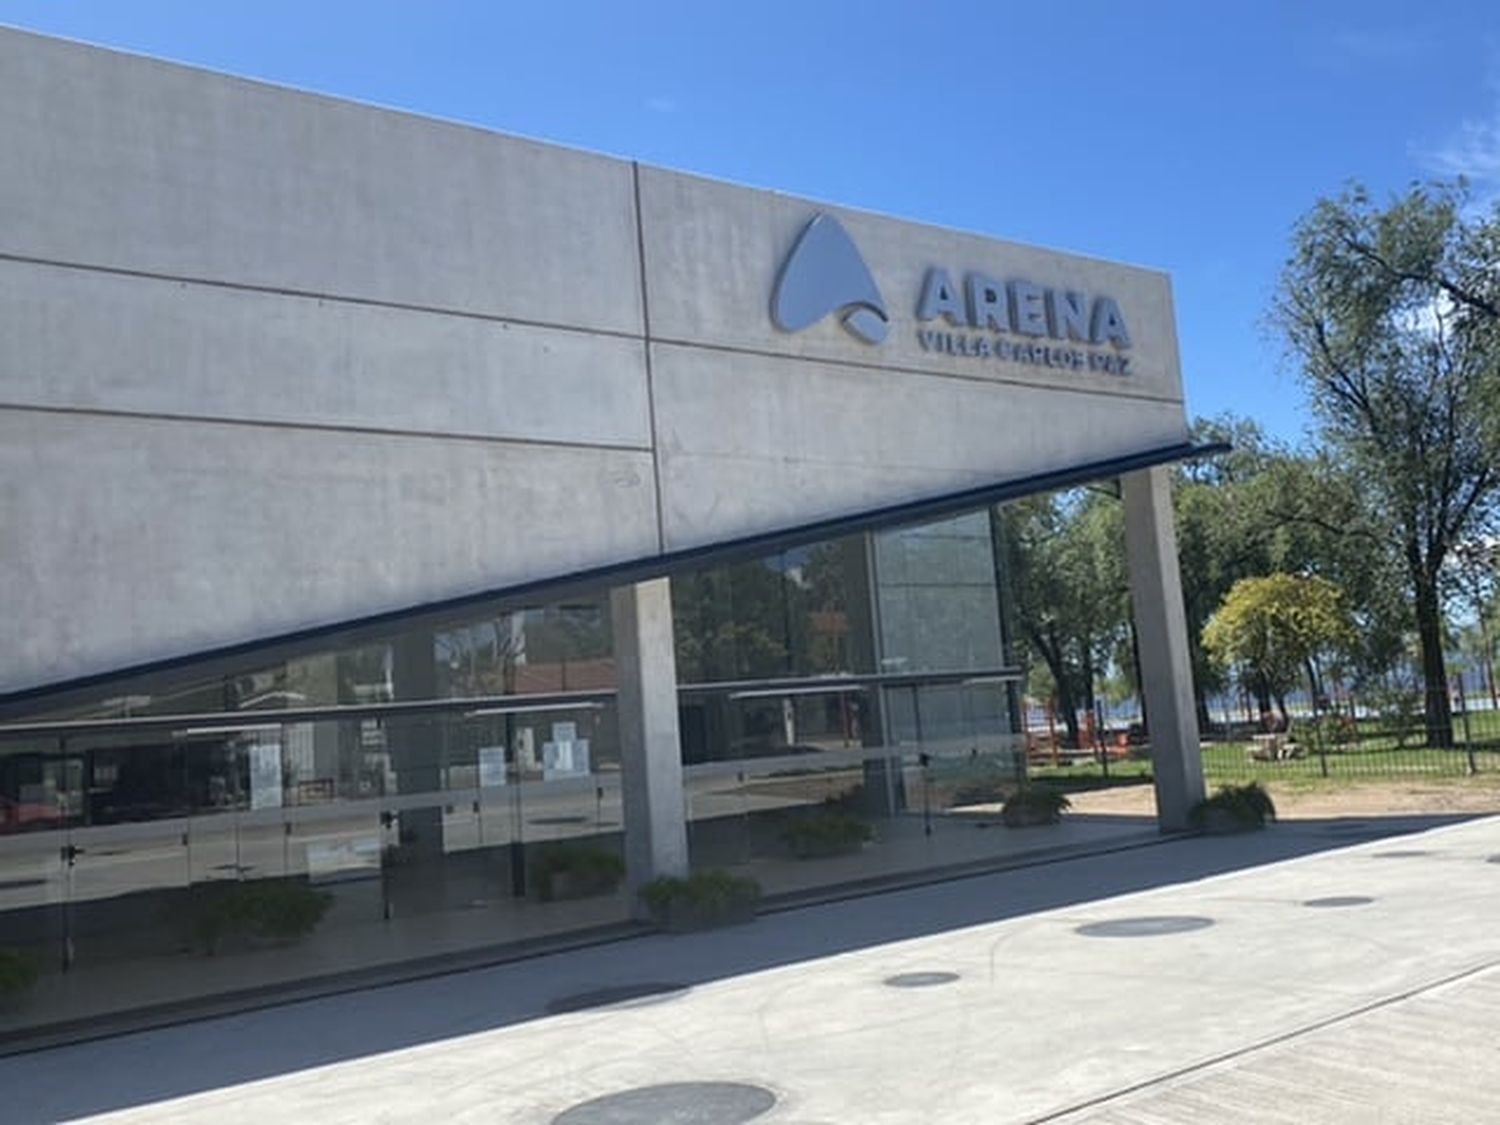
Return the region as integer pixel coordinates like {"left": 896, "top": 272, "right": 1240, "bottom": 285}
{"left": 5, "top": 813, "right": 1498, "bottom": 1123}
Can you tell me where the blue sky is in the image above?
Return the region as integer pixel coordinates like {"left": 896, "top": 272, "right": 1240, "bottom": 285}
{"left": 4, "top": 1, "right": 1498, "bottom": 444}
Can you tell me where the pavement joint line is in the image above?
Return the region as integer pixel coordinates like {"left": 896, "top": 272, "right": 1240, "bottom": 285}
{"left": 1020, "top": 954, "right": 1500, "bottom": 1124}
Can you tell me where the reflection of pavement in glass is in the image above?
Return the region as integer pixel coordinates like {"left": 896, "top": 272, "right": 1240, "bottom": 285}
{"left": 740, "top": 814, "right": 1154, "bottom": 900}
{"left": 0, "top": 867, "right": 636, "bottom": 1039}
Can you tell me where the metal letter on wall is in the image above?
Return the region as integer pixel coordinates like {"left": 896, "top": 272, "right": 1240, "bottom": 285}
{"left": 772, "top": 213, "right": 889, "bottom": 344}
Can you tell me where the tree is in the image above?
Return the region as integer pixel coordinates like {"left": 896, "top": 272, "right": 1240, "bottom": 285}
{"left": 999, "top": 490, "right": 1128, "bottom": 747}
{"left": 1172, "top": 416, "right": 1407, "bottom": 725}
{"left": 1271, "top": 182, "right": 1500, "bottom": 746}
{"left": 1202, "top": 574, "right": 1357, "bottom": 725}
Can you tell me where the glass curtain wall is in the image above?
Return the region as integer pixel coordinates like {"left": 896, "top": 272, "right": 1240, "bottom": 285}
{"left": 673, "top": 508, "right": 1025, "bottom": 898}
{"left": 0, "top": 500, "right": 1029, "bottom": 1047}
{"left": 0, "top": 595, "right": 630, "bottom": 1045}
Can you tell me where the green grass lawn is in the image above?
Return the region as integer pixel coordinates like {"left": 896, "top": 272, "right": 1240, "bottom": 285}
{"left": 1024, "top": 710, "right": 1500, "bottom": 795}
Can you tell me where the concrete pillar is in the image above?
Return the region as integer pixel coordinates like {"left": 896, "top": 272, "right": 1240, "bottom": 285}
{"left": 1121, "top": 465, "right": 1205, "bottom": 832}
{"left": 611, "top": 578, "right": 689, "bottom": 914}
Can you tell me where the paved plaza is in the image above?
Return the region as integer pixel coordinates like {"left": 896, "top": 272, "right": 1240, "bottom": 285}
{"left": 6, "top": 813, "right": 1500, "bottom": 1123}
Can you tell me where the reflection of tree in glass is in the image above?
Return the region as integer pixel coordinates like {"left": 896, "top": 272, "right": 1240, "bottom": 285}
{"left": 673, "top": 555, "right": 814, "bottom": 681}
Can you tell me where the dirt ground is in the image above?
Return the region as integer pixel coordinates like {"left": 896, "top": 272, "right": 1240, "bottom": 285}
{"left": 1066, "top": 778, "right": 1500, "bottom": 819}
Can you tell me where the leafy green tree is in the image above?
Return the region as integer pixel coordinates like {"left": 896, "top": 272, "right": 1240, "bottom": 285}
{"left": 999, "top": 489, "right": 1128, "bottom": 747}
{"left": 1271, "top": 182, "right": 1500, "bottom": 745}
{"left": 1170, "top": 416, "right": 1405, "bottom": 724}
{"left": 1202, "top": 574, "right": 1357, "bottom": 724}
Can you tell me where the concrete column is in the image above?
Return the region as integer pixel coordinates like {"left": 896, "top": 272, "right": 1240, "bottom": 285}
{"left": 1121, "top": 466, "right": 1205, "bottom": 832}
{"left": 611, "top": 578, "right": 689, "bottom": 914}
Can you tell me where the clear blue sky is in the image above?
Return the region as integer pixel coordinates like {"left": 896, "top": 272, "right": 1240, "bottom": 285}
{"left": 4, "top": 1, "right": 1497, "bottom": 444}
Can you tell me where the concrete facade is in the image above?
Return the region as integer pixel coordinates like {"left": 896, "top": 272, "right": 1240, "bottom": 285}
{"left": 0, "top": 26, "right": 1191, "bottom": 697}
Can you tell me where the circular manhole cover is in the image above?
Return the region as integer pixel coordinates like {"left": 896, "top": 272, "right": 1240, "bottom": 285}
{"left": 553, "top": 1082, "right": 776, "bottom": 1125}
{"left": 1303, "top": 896, "right": 1374, "bottom": 908}
{"left": 1075, "top": 915, "right": 1215, "bottom": 938}
{"left": 547, "top": 982, "right": 689, "bottom": 1014}
{"left": 884, "top": 971, "right": 959, "bottom": 988}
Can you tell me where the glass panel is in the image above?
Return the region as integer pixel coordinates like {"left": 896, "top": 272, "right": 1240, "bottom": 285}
{"left": 9, "top": 591, "right": 619, "bottom": 725}
{"left": 0, "top": 736, "right": 67, "bottom": 1038}
{"left": 507, "top": 703, "right": 627, "bottom": 935}
{"left": 874, "top": 512, "right": 1005, "bottom": 674}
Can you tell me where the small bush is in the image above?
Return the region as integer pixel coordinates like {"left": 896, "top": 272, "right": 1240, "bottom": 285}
{"left": 951, "top": 779, "right": 1009, "bottom": 806}
{"left": 640, "top": 870, "right": 761, "bottom": 930}
{"left": 1190, "top": 782, "right": 1276, "bottom": 831}
{"left": 780, "top": 812, "right": 872, "bottom": 858}
{"left": 1000, "top": 785, "right": 1071, "bottom": 827}
{"left": 0, "top": 949, "right": 39, "bottom": 997}
{"left": 528, "top": 844, "right": 625, "bottom": 901}
{"left": 192, "top": 880, "right": 333, "bottom": 953}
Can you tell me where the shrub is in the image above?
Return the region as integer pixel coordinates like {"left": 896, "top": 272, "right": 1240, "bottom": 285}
{"left": 528, "top": 844, "right": 626, "bottom": 901}
{"left": 951, "top": 779, "right": 1009, "bottom": 806}
{"left": 640, "top": 870, "right": 761, "bottom": 930}
{"left": 0, "top": 949, "right": 39, "bottom": 998}
{"left": 1190, "top": 782, "right": 1276, "bottom": 832}
{"left": 192, "top": 879, "right": 333, "bottom": 953}
{"left": 1000, "top": 785, "right": 1071, "bottom": 827}
{"left": 779, "top": 811, "right": 873, "bottom": 858}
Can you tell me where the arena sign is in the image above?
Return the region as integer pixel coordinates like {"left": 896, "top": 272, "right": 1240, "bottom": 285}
{"left": 773, "top": 213, "right": 1134, "bottom": 375}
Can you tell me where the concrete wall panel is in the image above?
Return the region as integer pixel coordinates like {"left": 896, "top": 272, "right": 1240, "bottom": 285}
{"left": 0, "top": 413, "right": 658, "bottom": 692}
{"left": 0, "top": 259, "right": 652, "bottom": 449}
{"left": 650, "top": 343, "right": 1188, "bottom": 549}
{"left": 638, "top": 167, "right": 1184, "bottom": 403}
{"left": 0, "top": 29, "right": 643, "bottom": 335}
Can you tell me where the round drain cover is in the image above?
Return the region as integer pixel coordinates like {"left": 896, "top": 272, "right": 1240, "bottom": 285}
{"left": 547, "top": 983, "right": 689, "bottom": 1014}
{"left": 884, "top": 971, "right": 959, "bottom": 988}
{"left": 553, "top": 1082, "right": 776, "bottom": 1125}
{"left": 1075, "top": 915, "right": 1215, "bottom": 938}
{"left": 1303, "top": 896, "right": 1374, "bottom": 908}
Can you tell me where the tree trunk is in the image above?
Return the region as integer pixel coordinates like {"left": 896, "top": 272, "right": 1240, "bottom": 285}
{"left": 1054, "top": 672, "right": 1082, "bottom": 750}
{"left": 1251, "top": 673, "right": 1273, "bottom": 723}
{"left": 1129, "top": 619, "right": 1149, "bottom": 738}
{"left": 1029, "top": 627, "right": 1081, "bottom": 749}
{"left": 1304, "top": 657, "right": 1323, "bottom": 718}
{"left": 1080, "top": 644, "right": 1097, "bottom": 718}
{"left": 1482, "top": 617, "right": 1499, "bottom": 710}
{"left": 1413, "top": 573, "right": 1455, "bottom": 748}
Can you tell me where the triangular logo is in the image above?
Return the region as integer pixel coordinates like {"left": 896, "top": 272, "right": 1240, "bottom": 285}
{"left": 771, "top": 214, "right": 888, "bottom": 344}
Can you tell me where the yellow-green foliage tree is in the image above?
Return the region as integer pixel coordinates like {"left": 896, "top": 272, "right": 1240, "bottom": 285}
{"left": 1202, "top": 574, "right": 1356, "bottom": 724}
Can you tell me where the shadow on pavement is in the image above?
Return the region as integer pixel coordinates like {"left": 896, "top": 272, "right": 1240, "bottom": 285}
{"left": 2, "top": 811, "right": 1479, "bottom": 1123}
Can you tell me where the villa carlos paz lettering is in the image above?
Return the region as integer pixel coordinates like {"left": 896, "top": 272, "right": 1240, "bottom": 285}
{"left": 915, "top": 268, "right": 1132, "bottom": 375}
